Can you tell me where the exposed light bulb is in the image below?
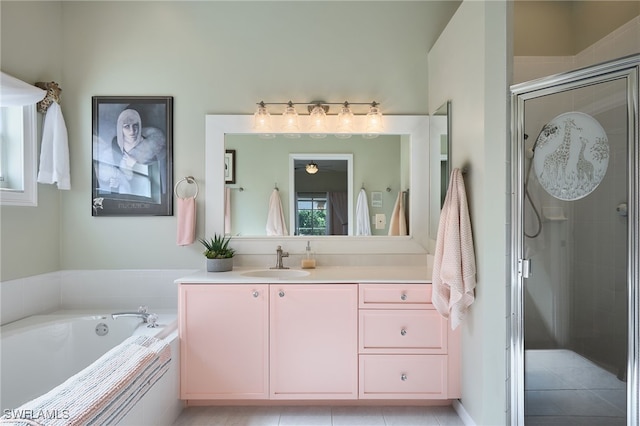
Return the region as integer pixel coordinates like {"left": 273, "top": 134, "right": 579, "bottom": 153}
{"left": 364, "top": 102, "right": 383, "bottom": 139}
{"left": 254, "top": 102, "right": 275, "bottom": 139}
{"left": 336, "top": 102, "right": 354, "bottom": 139}
{"left": 282, "top": 102, "right": 300, "bottom": 138}
{"left": 308, "top": 104, "right": 327, "bottom": 139}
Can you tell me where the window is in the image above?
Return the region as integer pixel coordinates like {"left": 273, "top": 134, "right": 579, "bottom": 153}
{"left": 0, "top": 104, "right": 38, "bottom": 206}
{"left": 296, "top": 193, "right": 327, "bottom": 235}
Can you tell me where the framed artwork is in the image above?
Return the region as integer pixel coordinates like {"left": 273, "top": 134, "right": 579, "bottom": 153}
{"left": 225, "top": 149, "right": 236, "bottom": 184}
{"left": 91, "top": 96, "right": 173, "bottom": 216}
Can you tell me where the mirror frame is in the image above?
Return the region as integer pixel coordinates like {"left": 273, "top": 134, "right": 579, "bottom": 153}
{"left": 205, "top": 115, "right": 430, "bottom": 255}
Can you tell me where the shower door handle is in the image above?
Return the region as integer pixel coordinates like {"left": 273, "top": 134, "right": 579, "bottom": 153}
{"left": 519, "top": 258, "right": 531, "bottom": 279}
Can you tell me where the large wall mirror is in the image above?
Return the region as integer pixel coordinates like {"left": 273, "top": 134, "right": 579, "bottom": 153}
{"left": 205, "top": 115, "right": 430, "bottom": 255}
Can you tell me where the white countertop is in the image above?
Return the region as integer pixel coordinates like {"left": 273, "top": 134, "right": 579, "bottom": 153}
{"left": 176, "top": 265, "right": 432, "bottom": 284}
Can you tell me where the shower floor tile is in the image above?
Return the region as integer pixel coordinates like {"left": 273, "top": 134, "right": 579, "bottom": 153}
{"left": 524, "top": 349, "right": 626, "bottom": 424}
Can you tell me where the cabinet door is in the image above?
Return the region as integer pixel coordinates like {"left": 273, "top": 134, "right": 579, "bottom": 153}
{"left": 179, "top": 284, "right": 269, "bottom": 399}
{"left": 270, "top": 284, "right": 358, "bottom": 399}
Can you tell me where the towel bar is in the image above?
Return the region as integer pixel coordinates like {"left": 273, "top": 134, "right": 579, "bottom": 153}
{"left": 174, "top": 176, "right": 199, "bottom": 199}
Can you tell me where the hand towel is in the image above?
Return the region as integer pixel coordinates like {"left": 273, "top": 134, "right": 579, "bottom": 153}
{"left": 177, "top": 196, "right": 196, "bottom": 245}
{"left": 355, "top": 188, "right": 371, "bottom": 236}
{"left": 37, "top": 102, "right": 71, "bottom": 190}
{"left": 224, "top": 187, "right": 231, "bottom": 234}
{"left": 432, "top": 168, "right": 476, "bottom": 329}
{"left": 388, "top": 191, "right": 407, "bottom": 236}
{"left": 266, "top": 189, "right": 288, "bottom": 236}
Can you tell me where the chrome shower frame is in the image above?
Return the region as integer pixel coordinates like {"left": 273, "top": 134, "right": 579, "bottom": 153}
{"left": 509, "top": 54, "right": 639, "bottom": 426}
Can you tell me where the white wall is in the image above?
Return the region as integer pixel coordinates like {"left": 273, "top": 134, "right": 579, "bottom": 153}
{"left": 0, "top": 1, "right": 462, "bottom": 279}
{"left": 428, "top": 2, "right": 510, "bottom": 425}
{"left": 0, "top": 1, "right": 63, "bottom": 281}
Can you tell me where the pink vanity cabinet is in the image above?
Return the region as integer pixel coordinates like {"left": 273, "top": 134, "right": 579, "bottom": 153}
{"left": 179, "top": 283, "right": 358, "bottom": 401}
{"left": 358, "top": 283, "right": 461, "bottom": 399}
{"left": 179, "top": 284, "right": 269, "bottom": 400}
{"left": 178, "top": 279, "right": 459, "bottom": 403}
{"left": 270, "top": 284, "right": 358, "bottom": 399}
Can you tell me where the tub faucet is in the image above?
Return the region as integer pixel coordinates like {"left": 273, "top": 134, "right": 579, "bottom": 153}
{"left": 270, "top": 245, "right": 289, "bottom": 270}
{"left": 111, "top": 305, "right": 158, "bottom": 328}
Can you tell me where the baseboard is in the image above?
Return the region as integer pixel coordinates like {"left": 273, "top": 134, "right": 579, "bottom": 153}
{"left": 452, "top": 399, "right": 476, "bottom": 426}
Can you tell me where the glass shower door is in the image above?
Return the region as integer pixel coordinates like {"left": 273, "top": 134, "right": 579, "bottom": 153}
{"left": 511, "top": 55, "right": 639, "bottom": 426}
{"left": 522, "top": 78, "right": 628, "bottom": 425}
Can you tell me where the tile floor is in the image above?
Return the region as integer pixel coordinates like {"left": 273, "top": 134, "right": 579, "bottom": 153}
{"left": 524, "top": 349, "right": 627, "bottom": 425}
{"left": 172, "top": 405, "right": 465, "bottom": 426}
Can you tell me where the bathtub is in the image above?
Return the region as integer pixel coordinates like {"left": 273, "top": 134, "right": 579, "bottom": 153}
{"left": 0, "top": 311, "right": 182, "bottom": 425}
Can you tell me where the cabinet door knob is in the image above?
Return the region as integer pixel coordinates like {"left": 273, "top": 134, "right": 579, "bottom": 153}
{"left": 252, "top": 290, "right": 260, "bottom": 298}
{"left": 400, "top": 293, "right": 408, "bottom": 301}
{"left": 400, "top": 328, "right": 407, "bottom": 336}
{"left": 279, "top": 290, "right": 285, "bottom": 298}
{"left": 401, "top": 374, "right": 408, "bottom": 381}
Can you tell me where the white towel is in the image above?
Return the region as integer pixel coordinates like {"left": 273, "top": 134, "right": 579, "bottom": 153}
{"left": 37, "top": 102, "right": 71, "bottom": 190}
{"left": 224, "top": 187, "right": 231, "bottom": 234}
{"left": 388, "top": 191, "right": 407, "bottom": 236}
{"left": 266, "top": 189, "right": 288, "bottom": 236}
{"left": 355, "top": 188, "right": 371, "bottom": 236}
{"left": 432, "top": 168, "right": 476, "bottom": 329}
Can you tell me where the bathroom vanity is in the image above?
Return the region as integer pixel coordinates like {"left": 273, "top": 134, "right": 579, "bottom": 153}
{"left": 176, "top": 266, "right": 460, "bottom": 404}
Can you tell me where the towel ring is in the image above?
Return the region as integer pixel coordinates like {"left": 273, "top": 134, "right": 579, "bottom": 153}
{"left": 174, "top": 176, "right": 199, "bottom": 199}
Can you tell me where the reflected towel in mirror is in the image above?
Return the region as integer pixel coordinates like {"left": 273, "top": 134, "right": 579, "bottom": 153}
{"left": 388, "top": 191, "right": 407, "bottom": 236}
{"left": 266, "top": 189, "right": 288, "bottom": 236}
{"left": 355, "top": 188, "right": 371, "bottom": 236}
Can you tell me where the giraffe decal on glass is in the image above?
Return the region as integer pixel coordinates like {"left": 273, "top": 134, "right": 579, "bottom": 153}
{"left": 533, "top": 112, "right": 609, "bottom": 201}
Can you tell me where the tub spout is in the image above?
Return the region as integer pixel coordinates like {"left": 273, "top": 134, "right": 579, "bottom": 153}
{"left": 111, "top": 306, "right": 158, "bottom": 327}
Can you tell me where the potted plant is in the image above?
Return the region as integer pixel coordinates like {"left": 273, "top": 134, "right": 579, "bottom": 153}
{"left": 199, "top": 234, "right": 236, "bottom": 272}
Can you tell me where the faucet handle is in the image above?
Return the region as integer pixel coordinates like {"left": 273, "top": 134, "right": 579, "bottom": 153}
{"left": 146, "top": 313, "right": 159, "bottom": 328}
{"left": 138, "top": 305, "right": 149, "bottom": 314}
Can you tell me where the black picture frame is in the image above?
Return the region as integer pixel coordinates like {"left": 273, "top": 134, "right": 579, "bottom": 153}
{"left": 92, "top": 96, "right": 173, "bottom": 216}
{"left": 225, "top": 149, "right": 236, "bottom": 184}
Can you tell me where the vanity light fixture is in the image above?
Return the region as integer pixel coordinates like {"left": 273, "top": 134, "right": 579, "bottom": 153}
{"left": 254, "top": 101, "right": 382, "bottom": 138}
{"left": 363, "top": 101, "right": 383, "bottom": 139}
{"left": 253, "top": 101, "right": 275, "bottom": 139}
{"left": 308, "top": 103, "right": 328, "bottom": 139}
{"left": 336, "top": 102, "right": 354, "bottom": 139}
{"left": 305, "top": 161, "right": 319, "bottom": 174}
{"left": 282, "top": 101, "right": 301, "bottom": 138}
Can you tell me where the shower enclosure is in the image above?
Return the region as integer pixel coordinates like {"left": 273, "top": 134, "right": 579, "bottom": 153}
{"left": 510, "top": 55, "right": 639, "bottom": 425}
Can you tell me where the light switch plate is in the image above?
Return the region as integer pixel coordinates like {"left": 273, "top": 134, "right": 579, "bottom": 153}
{"left": 375, "top": 213, "right": 386, "bottom": 230}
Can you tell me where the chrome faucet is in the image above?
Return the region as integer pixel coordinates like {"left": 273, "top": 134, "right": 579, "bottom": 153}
{"left": 111, "top": 305, "right": 158, "bottom": 328}
{"left": 270, "top": 245, "right": 289, "bottom": 270}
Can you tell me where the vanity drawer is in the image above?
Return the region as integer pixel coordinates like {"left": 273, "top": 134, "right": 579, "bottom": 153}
{"left": 359, "top": 310, "right": 447, "bottom": 354}
{"left": 359, "top": 284, "right": 432, "bottom": 309}
{"left": 359, "top": 354, "right": 447, "bottom": 399}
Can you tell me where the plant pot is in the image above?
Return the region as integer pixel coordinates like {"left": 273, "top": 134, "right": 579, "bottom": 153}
{"left": 206, "top": 257, "right": 233, "bottom": 272}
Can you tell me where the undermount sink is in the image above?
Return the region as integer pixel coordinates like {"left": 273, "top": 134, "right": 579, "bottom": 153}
{"left": 240, "top": 269, "right": 311, "bottom": 279}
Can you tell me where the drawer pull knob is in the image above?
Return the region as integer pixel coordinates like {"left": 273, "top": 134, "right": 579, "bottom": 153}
{"left": 279, "top": 290, "right": 285, "bottom": 298}
{"left": 400, "top": 328, "right": 407, "bottom": 336}
{"left": 401, "top": 374, "right": 408, "bottom": 381}
{"left": 400, "top": 293, "right": 408, "bottom": 301}
{"left": 252, "top": 290, "right": 260, "bottom": 298}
